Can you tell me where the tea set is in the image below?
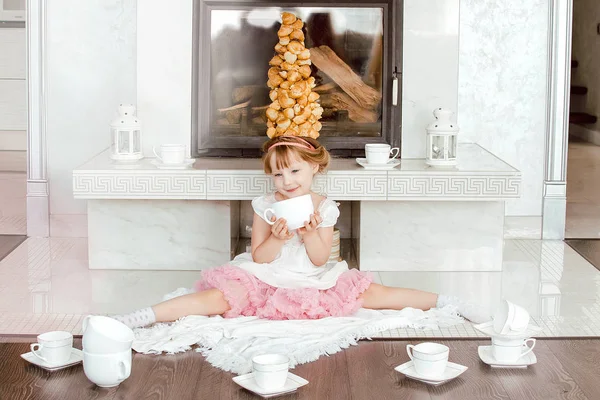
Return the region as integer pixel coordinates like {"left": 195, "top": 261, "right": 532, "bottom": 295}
{"left": 231, "top": 299, "right": 541, "bottom": 396}
{"left": 20, "top": 299, "right": 539, "bottom": 394}
{"left": 473, "top": 300, "right": 542, "bottom": 369}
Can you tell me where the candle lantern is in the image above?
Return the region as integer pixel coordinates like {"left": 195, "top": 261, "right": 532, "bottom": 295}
{"left": 110, "top": 104, "right": 143, "bottom": 161}
{"left": 425, "top": 108, "right": 459, "bottom": 167}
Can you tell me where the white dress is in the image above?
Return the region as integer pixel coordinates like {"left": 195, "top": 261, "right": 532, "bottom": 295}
{"left": 229, "top": 193, "right": 350, "bottom": 290}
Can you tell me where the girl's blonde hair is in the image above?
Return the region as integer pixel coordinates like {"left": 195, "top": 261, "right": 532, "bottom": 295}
{"left": 262, "top": 136, "right": 330, "bottom": 174}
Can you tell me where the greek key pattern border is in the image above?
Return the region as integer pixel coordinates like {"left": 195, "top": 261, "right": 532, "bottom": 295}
{"left": 73, "top": 171, "right": 521, "bottom": 200}
{"left": 207, "top": 173, "right": 273, "bottom": 200}
{"left": 73, "top": 173, "right": 207, "bottom": 199}
{"left": 327, "top": 174, "right": 387, "bottom": 199}
{"left": 387, "top": 175, "right": 521, "bottom": 198}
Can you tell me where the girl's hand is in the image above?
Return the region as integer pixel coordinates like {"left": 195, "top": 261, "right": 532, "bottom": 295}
{"left": 271, "top": 216, "right": 294, "bottom": 241}
{"left": 297, "top": 211, "right": 322, "bottom": 237}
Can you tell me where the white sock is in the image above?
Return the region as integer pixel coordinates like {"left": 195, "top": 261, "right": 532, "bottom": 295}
{"left": 111, "top": 307, "right": 156, "bottom": 329}
{"left": 436, "top": 294, "right": 490, "bottom": 324}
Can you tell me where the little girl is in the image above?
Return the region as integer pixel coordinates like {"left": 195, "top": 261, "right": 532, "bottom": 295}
{"left": 114, "top": 136, "right": 488, "bottom": 329}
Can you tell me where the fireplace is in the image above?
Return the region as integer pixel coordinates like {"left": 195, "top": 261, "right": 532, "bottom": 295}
{"left": 192, "top": 0, "right": 403, "bottom": 157}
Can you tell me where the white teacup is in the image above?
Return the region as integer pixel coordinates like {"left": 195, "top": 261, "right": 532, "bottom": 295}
{"left": 153, "top": 144, "right": 186, "bottom": 165}
{"left": 406, "top": 342, "right": 449, "bottom": 378}
{"left": 263, "top": 194, "right": 314, "bottom": 230}
{"left": 252, "top": 354, "right": 289, "bottom": 391}
{"left": 365, "top": 143, "right": 400, "bottom": 164}
{"left": 83, "top": 349, "right": 132, "bottom": 388}
{"left": 82, "top": 315, "right": 134, "bottom": 354}
{"left": 493, "top": 300, "right": 530, "bottom": 335}
{"left": 30, "top": 331, "right": 73, "bottom": 365}
{"left": 491, "top": 337, "right": 536, "bottom": 363}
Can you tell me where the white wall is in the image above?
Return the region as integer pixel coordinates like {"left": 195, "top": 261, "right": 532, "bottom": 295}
{"left": 401, "top": 0, "right": 459, "bottom": 160}
{"left": 46, "top": 0, "right": 136, "bottom": 222}
{"left": 45, "top": 0, "right": 549, "bottom": 232}
{"left": 458, "top": 0, "right": 549, "bottom": 216}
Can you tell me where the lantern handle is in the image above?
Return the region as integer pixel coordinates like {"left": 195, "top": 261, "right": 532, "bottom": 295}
{"left": 152, "top": 146, "right": 163, "bottom": 162}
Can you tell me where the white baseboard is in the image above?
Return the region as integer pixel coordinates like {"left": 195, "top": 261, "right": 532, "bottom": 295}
{"left": 0, "top": 130, "right": 26, "bottom": 150}
{"left": 570, "top": 123, "right": 600, "bottom": 145}
{"left": 27, "top": 191, "right": 49, "bottom": 237}
{"left": 0, "top": 150, "right": 26, "bottom": 172}
{"left": 504, "top": 216, "right": 542, "bottom": 239}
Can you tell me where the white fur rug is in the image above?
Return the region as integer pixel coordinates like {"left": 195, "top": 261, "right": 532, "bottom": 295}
{"left": 132, "top": 289, "right": 464, "bottom": 375}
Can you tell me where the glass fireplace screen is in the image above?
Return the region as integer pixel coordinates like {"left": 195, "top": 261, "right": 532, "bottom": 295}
{"left": 208, "top": 7, "right": 384, "bottom": 146}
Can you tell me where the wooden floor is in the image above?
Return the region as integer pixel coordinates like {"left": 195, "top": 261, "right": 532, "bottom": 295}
{"left": 0, "top": 234, "right": 26, "bottom": 262}
{"left": 566, "top": 239, "right": 600, "bottom": 272}
{"left": 1, "top": 337, "right": 599, "bottom": 399}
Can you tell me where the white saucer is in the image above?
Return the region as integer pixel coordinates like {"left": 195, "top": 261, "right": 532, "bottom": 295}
{"left": 473, "top": 321, "right": 543, "bottom": 339}
{"left": 233, "top": 372, "right": 308, "bottom": 398}
{"left": 478, "top": 345, "right": 537, "bottom": 368}
{"left": 21, "top": 348, "right": 83, "bottom": 371}
{"left": 150, "top": 159, "right": 195, "bottom": 170}
{"left": 356, "top": 158, "right": 400, "bottom": 170}
{"left": 394, "top": 361, "right": 468, "bottom": 386}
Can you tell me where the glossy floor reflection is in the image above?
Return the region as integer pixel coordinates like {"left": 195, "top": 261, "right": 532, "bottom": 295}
{"left": 0, "top": 237, "right": 599, "bottom": 338}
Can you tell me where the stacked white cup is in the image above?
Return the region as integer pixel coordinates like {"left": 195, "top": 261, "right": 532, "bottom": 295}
{"left": 82, "top": 316, "right": 134, "bottom": 388}
{"left": 489, "top": 300, "right": 536, "bottom": 363}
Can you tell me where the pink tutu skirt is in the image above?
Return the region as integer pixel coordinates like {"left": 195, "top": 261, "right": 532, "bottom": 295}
{"left": 194, "top": 265, "right": 373, "bottom": 320}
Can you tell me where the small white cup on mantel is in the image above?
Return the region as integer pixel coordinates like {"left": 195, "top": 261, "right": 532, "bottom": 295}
{"left": 30, "top": 331, "right": 74, "bottom": 365}
{"left": 406, "top": 342, "right": 449, "bottom": 378}
{"left": 252, "top": 354, "right": 290, "bottom": 391}
{"left": 153, "top": 144, "right": 186, "bottom": 165}
{"left": 365, "top": 143, "right": 400, "bottom": 164}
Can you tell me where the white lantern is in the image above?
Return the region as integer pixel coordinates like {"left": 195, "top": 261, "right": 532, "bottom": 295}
{"left": 425, "top": 108, "right": 459, "bottom": 167}
{"left": 110, "top": 104, "right": 143, "bottom": 161}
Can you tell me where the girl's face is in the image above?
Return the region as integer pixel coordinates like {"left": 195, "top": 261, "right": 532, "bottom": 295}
{"left": 269, "top": 153, "right": 318, "bottom": 199}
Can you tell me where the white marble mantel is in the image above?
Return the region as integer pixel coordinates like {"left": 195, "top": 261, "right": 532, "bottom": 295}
{"left": 73, "top": 143, "right": 520, "bottom": 201}
{"left": 73, "top": 143, "right": 520, "bottom": 272}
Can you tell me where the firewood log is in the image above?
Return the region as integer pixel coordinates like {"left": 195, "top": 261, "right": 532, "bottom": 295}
{"left": 319, "top": 92, "right": 377, "bottom": 123}
{"left": 310, "top": 45, "right": 381, "bottom": 109}
{"left": 218, "top": 101, "right": 250, "bottom": 124}
{"left": 232, "top": 86, "right": 258, "bottom": 103}
{"left": 313, "top": 82, "right": 338, "bottom": 93}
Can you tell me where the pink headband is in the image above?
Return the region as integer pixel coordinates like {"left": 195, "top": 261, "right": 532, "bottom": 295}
{"left": 268, "top": 138, "right": 315, "bottom": 151}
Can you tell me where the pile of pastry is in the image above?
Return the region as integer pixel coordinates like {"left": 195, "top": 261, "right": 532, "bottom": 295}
{"left": 266, "top": 12, "right": 324, "bottom": 139}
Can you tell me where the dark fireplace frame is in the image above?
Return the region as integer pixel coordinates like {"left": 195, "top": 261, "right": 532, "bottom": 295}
{"left": 191, "top": 0, "right": 403, "bottom": 157}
